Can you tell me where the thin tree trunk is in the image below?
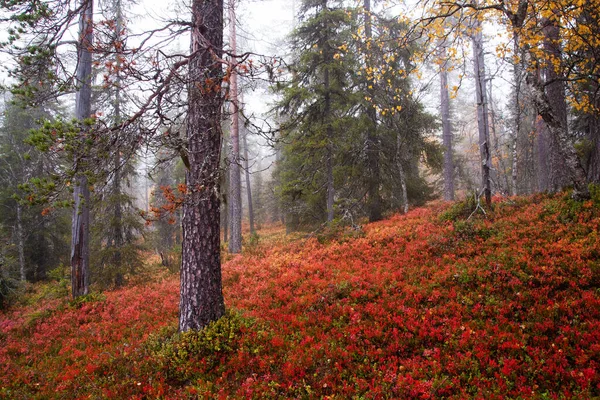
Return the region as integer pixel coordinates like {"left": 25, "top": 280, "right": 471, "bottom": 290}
{"left": 363, "top": 0, "right": 382, "bottom": 221}
{"left": 396, "top": 135, "right": 409, "bottom": 213}
{"left": 472, "top": 16, "right": 492, "bottom": 208}
{"left": 440, "top": 46, "right": 454, "bottom": 201}
{"left": 326, "top": 144, "right": 334, "bottom": 222}
{"left": 511, "top": 35, "right": 521, "bottom": 196}
{"left": 322, "top": 0, "right": 334, "bottom": 223}
{"left": 488, "top": 81, "right": 511, "bottom": 194}
{"left": 16, "top": 203, "right": 25, "bottom": 282}
{"left": 242, "top": 123, "right": 255, "bottom": 234}
{"left": 274, "top": 142, "right": 284, "bottom": 225}
{"left": 112, "top": 0, "right": 124, "bottom": 287}
{"left": 179, "top": 0, "right": 225, "bottom": 332}
{"left": 71, "top": 0, "right": 93, "bottom": 298}
{"left": 228, "top": 0, "right": 242, "bottom": 253}
{"left": 222, "top": 116, "right": 230, "bottom": 243}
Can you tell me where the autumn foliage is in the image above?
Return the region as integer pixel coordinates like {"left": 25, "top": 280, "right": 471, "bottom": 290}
{"left": 1, "top": 193, "right": 600, "bottom": 398}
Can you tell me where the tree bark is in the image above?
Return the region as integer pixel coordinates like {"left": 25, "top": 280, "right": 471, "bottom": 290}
{"left": 363, "top": 0, "right": 382, "bottom": 221}
{"left": 322, "top": 0, "right": 335, "bottom": 223}
{"left": 179, "top": 0, "right": 225, "bottom": 332}
{"left": 529, "top": 78, "right": 589, "bottom": 198}
{"left": 242, "top": 123, "right": 255, "bottom": 234}
{"left": 511, "top": 35, "right": 522, "bottom": 196}
{"left": 71, "top": 0, "right": 93, "bottom": 298}
{"left": 543, "top": 17, "right": 570, "bottom": 192}
{"left": 471, "top": 17, "right": 492, "bottom": 208}
{"left": 488, "top": 81, "right": 511, "bottom": 194}
{"left": 326, "top": 144, "right": 334, "bottom": 222}
{"left": 16, "top": 203, "right": 25, "bottom": 281}
{"left": 112, "top": 0, "right": 124, "bottom": 287}
{"left": 228, "top": 0, "right": 242, "bottom": 253}
{"left": 221, "top": 119, "right": 230, "bottom": 243}
{"left": 439, "top": 46, "right": 454, "bottom": 201}
{"left": 396, "top": 135, "right": 409, "bottom": 213}
{"left": 535, "top": 109, "right": 550, "bottom": 191}
{"left": 587, "top": 97, "right": 600, "bottom": 183}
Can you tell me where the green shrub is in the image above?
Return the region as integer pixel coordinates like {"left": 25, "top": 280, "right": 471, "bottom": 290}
{"left": 0, "top": 271, "right": 19, "bottom": 310}
{"left": 244, "top": 233, "right": 262, "bottom": 255}
{"left": 589, "top": 183, "right": 600, "bottom": 207}
{"left": 145, "top": 310, "right": 252, "bottom": 384}
{"left": 439, "top": 193, "right": 479, "bottom": 222}
{"left": 453, "top": 220, "right": 496, "bottom": 240}
{"left": 69, "top": 292, "right": 106, "bottom": 308}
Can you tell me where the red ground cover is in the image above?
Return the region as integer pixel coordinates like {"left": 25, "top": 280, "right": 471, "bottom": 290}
{"left": 1, "top": 194, "right": 599, "bottom": 398}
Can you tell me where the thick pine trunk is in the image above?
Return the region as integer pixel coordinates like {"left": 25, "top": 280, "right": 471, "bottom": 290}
{"left": 71, "top": 0, "right": 93, "bottom": 298}
{"left": 587, "top": 107, "right": 600, "bottom": 183}
{"left": 440, "top": 46, "right": 454, "bottom": 201}
{"left": 363, "top": 0, "right": 382, "bottom": 221}
{"left": 179, "top": 0, "right": 225, "bottom": 332}
{"left": 536, "top": 110, "right": 550, "bottom": 191}
{"left": 228, "top": 0, "right": 242, "bottom": 253}
{"left": 530, "top": 81, "right": 589, "bottom": 198}
{"left": 543, "top": 18, "right": 570, "bottom": 192}
{"left": 526, "top": 17, "right": 588, "bottom": 198}
{"left": 472, "top": 19, "right": 492, "bottom": 208}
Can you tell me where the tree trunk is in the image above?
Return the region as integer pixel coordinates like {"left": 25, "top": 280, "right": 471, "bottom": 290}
{"left": 440, "top": 46, "right": 454, "bottom": 201}
{"left": 543, "top": 17, "right": 571, "bottom": 192}
{"left": 228, "top": 0, "right": 242, "bottom": 253}
{"left": 587, "top": 98, "right": 600, "bottom": 183}
{"left": 511, "top": 35, "right": 521, "bottom": 196}
{"left": 472, "top": 18, "right": 492, "bottom": 208}
{"left": 326, "top": 144, "right": 334, "bottom": 222}
{"left": 242, "top": 123, "right": 255, "bottom": 234}
{"left": 530, "top": 78, "right": 589, "bottom": 198}
{"left": 16, "top": 203, "right": 26, "bottom": 282}
{"left": 535, "top": 111, "right": 550, "bottom": 191}
{"left": 71, "top": 0, "right": 93, "bottom": 298}
{"left": 222, "top": 119, "right": 230, "bottom": 243}
{"left": 363, "top": 0, "right": 382, "bottom": 221}
{"left": 179, "top": 0, "right": 225, "bottom": 332}
{"left": 488, "top": 81, "right": 511, "bottom": 194}
{"left": 322, "top": 0, "right": 334, "bottom": 223}
{"left": 112, "top": 0, "right": 124, "bottom": 287}
{"left": 396, "top": 135, "right": 409, "bottom": 213}
{"left": 274, "top": 142, "right": 284, "bottom": 225}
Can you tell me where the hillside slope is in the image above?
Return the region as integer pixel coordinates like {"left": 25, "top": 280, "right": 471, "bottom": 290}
{"left": 1, "top": 194, "right": 600, "bottom": 399}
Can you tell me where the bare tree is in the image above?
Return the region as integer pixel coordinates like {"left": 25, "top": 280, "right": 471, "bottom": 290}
{"left": 471, "top": 12, "right": 492, "bottom": 208}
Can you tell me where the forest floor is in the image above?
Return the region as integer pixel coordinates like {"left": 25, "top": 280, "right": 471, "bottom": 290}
{"left": 1, "top": 193, "right": 600, "bottom": 399}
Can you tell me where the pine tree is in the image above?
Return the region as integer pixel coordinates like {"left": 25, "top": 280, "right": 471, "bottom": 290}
{"left": 179, "top": 0, "right": 226, "bottom": 332}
